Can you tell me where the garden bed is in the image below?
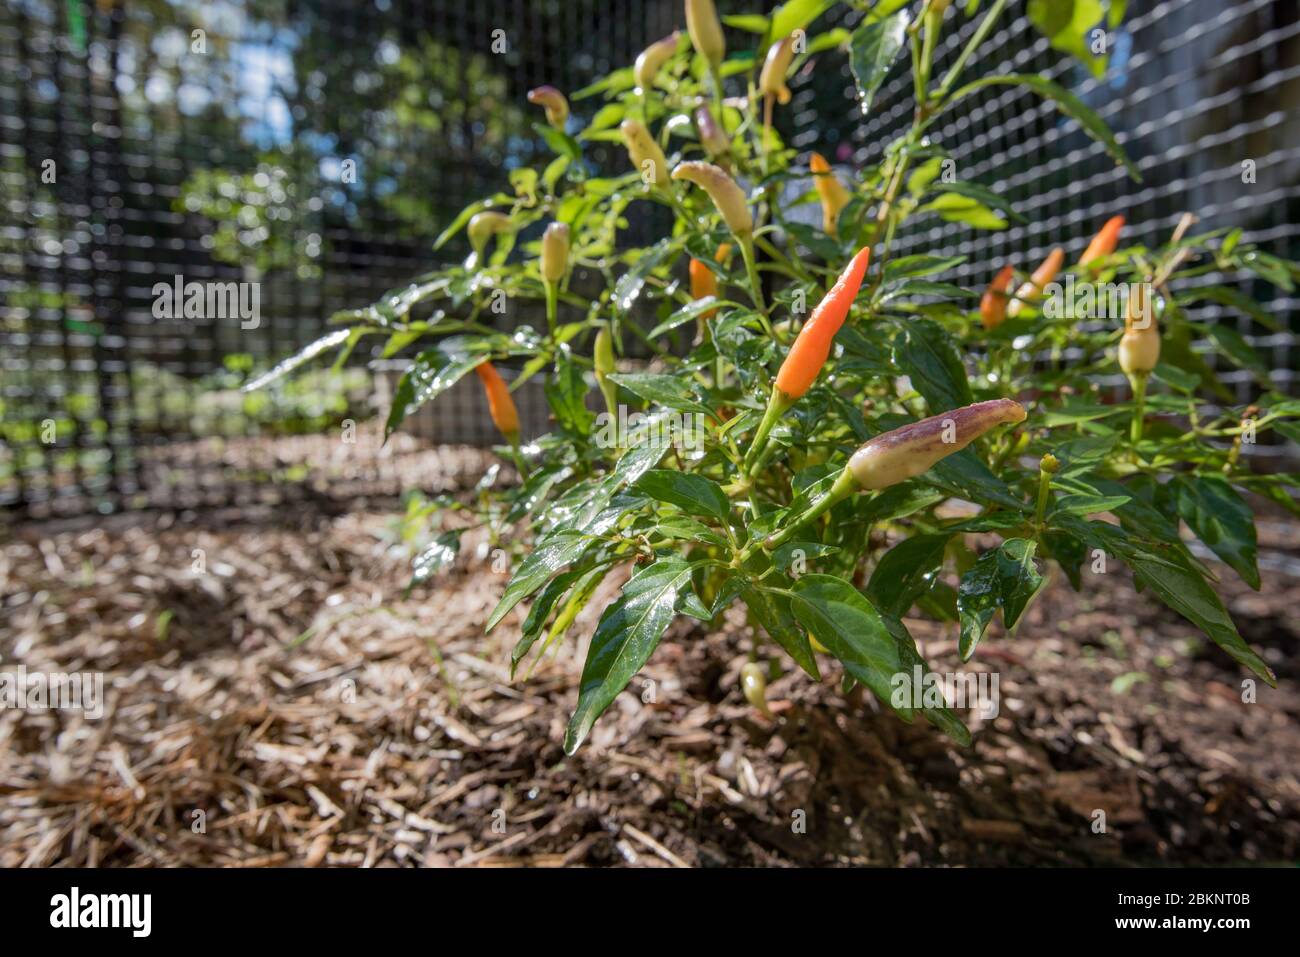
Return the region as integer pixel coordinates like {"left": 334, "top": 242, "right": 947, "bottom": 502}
{"left": 2, "top": 437, "right": 1298, "bottom": 867}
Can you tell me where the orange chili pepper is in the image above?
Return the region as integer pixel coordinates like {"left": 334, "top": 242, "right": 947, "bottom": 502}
{"left": 475, "top": 362, "right": 520, "bottom": 443}
{"left": 1079, "top": 214, "right": 1125, "bottom": 268}
{"left": 1007, "top": 247, "right": 1064, "bottom": 318}
{"left": 743, "top": 247, "right": 871, "bottom": 476}
{"left": 689, "top": 243, "right": 732, "bottom": 319}
{"left": 980, "top": 264, "right": 1015, "bottom": 330}
{"left": 774, "top": 246, "right": 871, "bottom": 399}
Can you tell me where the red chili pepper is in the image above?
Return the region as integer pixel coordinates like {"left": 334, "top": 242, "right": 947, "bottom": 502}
{"left": 980, "top": 264, "right": 1014, "bottom": 330}
{"left": 475, "top": 362, "right": 520, "bottom": 443}
{"left": 1079, "top": 214, "right": 1125, "bottom": 267}
{"left": 774, "top": 246, "right": 871, "bottom": 399}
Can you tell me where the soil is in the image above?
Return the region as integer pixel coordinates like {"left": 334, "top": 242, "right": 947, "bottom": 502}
{"left": 2, "top": 432, "right": 1298, "bottom": 867}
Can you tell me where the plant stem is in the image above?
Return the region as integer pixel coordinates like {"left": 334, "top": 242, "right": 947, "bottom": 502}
{"left": 1130, "top": 373, "right": 1148, "bottom": 444}
{"left": 1033, "top": 467, "right": 1052, "bottom": 528}
{"left": 738, "top": 234, "right": 771, "bottom": 326}
{"left": 544, "top": 281, "right": 558, "bottom": 337}
{"left": 743, "top": 389, "right": 791, "bottom": 476}
{"left": 741, "top": 469, "right": 857, "bottom": 560}
{"left": 935, "top": 0, "right": 1009, "bottom": 101}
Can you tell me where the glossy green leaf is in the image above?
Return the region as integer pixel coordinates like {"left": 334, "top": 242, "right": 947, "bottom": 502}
{"left": 957, "top": 539, "right": 1044, "bottom": 660}
{"left": 867, "top": 533, "right": 953, "bottom": 617}
{"left": 848, "top": 9, "right": 909, "bottom": 117}
{"left": 1171, "top": 474, "right": 1260, "bottom": 589}
{"left": 564, "top": 559, "right": 697, "bottom": 753}
{"left": 486, "top": 530, "right": 594, "bottom": 633}
{"left": 636, "top": 470, "right": 731, "bottom": 523}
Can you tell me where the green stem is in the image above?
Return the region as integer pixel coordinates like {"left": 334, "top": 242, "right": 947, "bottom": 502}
{"left": 743, "top": 389, "right": 791, "bottom": 476}
{"left": 544, "top": 281, "right": 558, "bottom": 337}
{"left": 1033, "top": 467, "right": 1052, "bottom": 528}
{"left": 741, "top": 469, "right": 857, "bottom": 560}
{"left": 1130, "top": 373, "right": 1148, "bottom": 444}
{"left": 738, "top": 234, "right": 770, "bottom": 324}
{"left": 935, "top": 0, "right": 1009, "bottom": 102}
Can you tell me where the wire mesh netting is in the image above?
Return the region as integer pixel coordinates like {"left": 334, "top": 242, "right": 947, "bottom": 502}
{"left": 2, "top": 0, "right": 1297, "bottom": 520}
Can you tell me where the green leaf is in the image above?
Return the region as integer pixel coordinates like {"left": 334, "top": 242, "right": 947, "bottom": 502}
{"left": 410, "top": 530, "right": 461, "bottom": 586}
{"left": 1201, "top": 323, "right": 1269, "bottom": 378}
{"left": 848, "top": 9, "right": 910, "bottom": 117}
{"left": 891, "top": 318, "right": 973, "bottom": 412}
{"left": 384, "top": 346, "right": 482, "bottom": 438}
{"left": 957, "top": 539, "right": 1044, "bottom": 660}
{"left": 1067, "top": 519, "right": 1275, "bottom": 684}
{"left": 486, "top": 531, "right": 593, "bottom": 633}
{"left": 769, "top": 0, "right": 835, "bottom": 44}
{"left": 867, "top": 533, "right": 953, "bottom": 617}
{"left": 544, "top": 353, "right": 595, "bottom": 437}
{"left": 790, "top": 575, "right": 901, "bottom": 705}
{"left": 930, "top": 181, "right": 1026, "bottom": 224}
{"left": 920, "top": 192, "right": 1009, "bottom": 230}
{"left": 242, "top": 329, "right": 352, "bottom": 392}
{"left": 613, "top": 239, "right": 679, "bottom": 314}
{"left": 533, "top": 122, "right": 582, "bottom": 161}
{"left": 790, "top": 576, "right": 969, "bottom": 744}
{"left": 1051, "top": 493, "right": 1132, "bottom": 517}
{"left": 606, "top": 373, "right": 713, "bottom": 418}
{"left": 1027, "top": 0, "right": 1108, "bottom": 78}
{"left": 564, "top": 559, "right": 696, "bottom": 753}
{"left": 949, "top": 74, "right": 1141, "bottom": 181}
{"left": 635, "top": 470, "right": 732, "bottom": 523}
{"left": 739, "top": 581, "right": 820, "bottom": 680}
{"left": 648, "top": 297, "right": 739, "bottom": 338}
{"left": 1170, "top": 474, "right": 1260, "bottom": 589}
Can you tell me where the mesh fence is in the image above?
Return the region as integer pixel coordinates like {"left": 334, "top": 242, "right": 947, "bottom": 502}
{"left": 1, "top": 0, "right": 1298, "bottom": 520}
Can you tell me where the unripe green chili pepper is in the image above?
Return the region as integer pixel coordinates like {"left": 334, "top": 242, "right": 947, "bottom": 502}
{"left": 620, "top": 119, "right": 670, "bottom": 187}
{"left": 744, "top": 247, "right": 871, "bottom": 474}
{"left": 685, "top": 0, "right": 725, "bottom": 68}
{"left": 467, "top": 211, "right": 510, "bottom": 264}
{"left": 754, "top": 399, "right": 1027, "bottom": 555}
{"left": 540, "top": 222, "right": 570, "bottom": 284}
{"left": 634, "top": 31, "right": 680, "bottom": 91}
{"left": 594, "top": 324, "right": 618, "bottom": 415}
{"left": 740, "top": 662, "right": 771, "bottom": 715}
{"left": 671, "top": 161, "right": 752, "bottom": 237}
{"left": 526, "top": 85, "right": 569, "bottom": 128}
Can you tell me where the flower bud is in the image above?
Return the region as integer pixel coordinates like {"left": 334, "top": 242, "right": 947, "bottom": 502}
{"left": 635, "top": 31, "right": 680, "bottom": 91}
{"left": 620, "top": 119, "right": 670, "bottom": 187}
{"left": 694, "top": 106, "right": 729, "bottom": 163}
{"left": 847, "top": 399, "right": 1027, "bottom": 491}
{"left": 685, "top": 0, "right": 725, "bottom": 68}
{"left": 759, "top": 34, "right": 797, "bottom": 105}
{"left": 467, "top": 211, "right": 510, "bottom": 261}
{"left": 1039, "top": 453, "right": 1059, "bottom": 474}
{"left": 1007, "top": 246, "right": 1064, "bottom": 318}
{"left": 540, "top": 222, "right": 570, "bottom": 283}
{"left": 527, "top": 86, "right": 569, "bottom": 128}
{"left": 671, "top": 161, "right": 752, "bottom": 237}
{"left": 810, "top": 152, "right": 851, "bottom": 238}
{"left": 1118, "top": 282, "right": 1159, "bottom": 377}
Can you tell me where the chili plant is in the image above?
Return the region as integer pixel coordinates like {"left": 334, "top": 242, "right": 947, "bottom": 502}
{"left": 249, "top": 0, "right": 1300, "bottom": 753}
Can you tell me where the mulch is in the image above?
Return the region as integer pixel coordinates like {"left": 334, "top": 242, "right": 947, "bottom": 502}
{"left": 2, "top": 433, "right": 1298, "bottom": 867}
